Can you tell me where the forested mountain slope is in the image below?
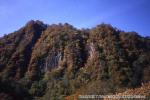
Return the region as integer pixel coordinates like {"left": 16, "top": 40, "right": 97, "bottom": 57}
{"left": 0, "top": 20, "right": 149, "bottom": 100}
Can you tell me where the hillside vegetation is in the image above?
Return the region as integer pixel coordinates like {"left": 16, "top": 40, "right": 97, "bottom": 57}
{"left": 0, "top": 20, "right": 149, "bottom": 100}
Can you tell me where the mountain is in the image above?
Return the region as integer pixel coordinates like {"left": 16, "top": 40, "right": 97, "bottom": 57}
{"left": 0, "top": 20, "right": 150, "bottom": 100}
{"left": 104, "top": 82, "right": 150, "bottom": 100}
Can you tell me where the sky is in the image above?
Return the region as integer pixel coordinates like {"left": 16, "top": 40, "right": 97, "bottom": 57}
{"left": 0, "top": 0, "right": 150, "bottom": 37}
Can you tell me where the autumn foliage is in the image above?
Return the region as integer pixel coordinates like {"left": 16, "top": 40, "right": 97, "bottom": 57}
{"left": 0, "top": 20, "right": 150, "bottom": 100}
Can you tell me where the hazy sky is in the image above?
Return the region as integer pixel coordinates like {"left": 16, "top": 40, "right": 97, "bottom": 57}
{"left": 0, "top": 0, "right": 150, "bottom": 37}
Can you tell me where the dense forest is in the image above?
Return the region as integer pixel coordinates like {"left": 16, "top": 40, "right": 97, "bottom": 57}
{"left": 0, "top": 20, "right": 150, "bottom": 100}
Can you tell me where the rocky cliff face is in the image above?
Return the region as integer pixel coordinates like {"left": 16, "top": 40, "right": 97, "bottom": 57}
{"left": 0, "top": 20, "right": 150, "bottom": 100}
